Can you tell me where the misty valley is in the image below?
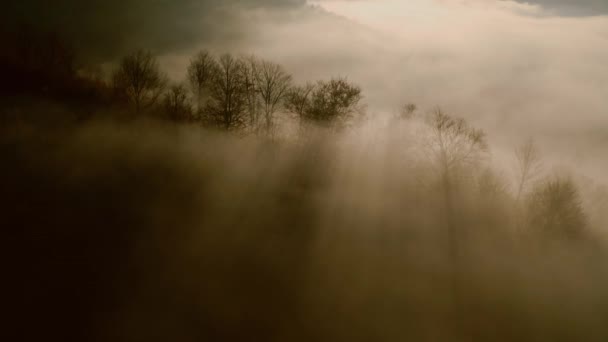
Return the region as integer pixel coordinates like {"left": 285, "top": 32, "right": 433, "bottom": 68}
{"left": 3, "top": 1, "right": 608, "bottom": 341}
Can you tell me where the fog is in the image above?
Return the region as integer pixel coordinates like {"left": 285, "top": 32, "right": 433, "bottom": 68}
{"left": 5, "top": 115, "right": 608, "bottom": 341}
{"left": 145, "top": 0, "right": 608, "bottom": 181}
{"left": 3, "top": 0, "right": 608, "bottom": 341}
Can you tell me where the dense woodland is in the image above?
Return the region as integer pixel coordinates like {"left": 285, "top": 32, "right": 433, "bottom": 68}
{"left": 3, "top": 28, "right": 608, "bottom": 342}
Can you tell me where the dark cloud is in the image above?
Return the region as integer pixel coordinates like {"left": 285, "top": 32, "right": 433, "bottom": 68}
{"left": 508, "top": 0, "right": 608, "bottom": 16}
{"left": 2, "top": 0, "right": 307, "bottom": 62}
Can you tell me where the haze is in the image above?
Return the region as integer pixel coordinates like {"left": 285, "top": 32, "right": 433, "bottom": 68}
{"left": 3, "top": 1, "right": 608, "bottom": 341}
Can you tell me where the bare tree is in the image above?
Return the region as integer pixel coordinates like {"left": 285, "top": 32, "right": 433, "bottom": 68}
{"left": 514, "top": 138, "right": 543, "bottom": 203}
{"left": 287, "top": 78, "right": 362, "bottom": 128}
{"left": 254, "top": 59, "right": 293, "bottom": 135}
{"left": 239, "top": 55, "right": 262, "bottom": 130}
{"left": 163, "top": 84, "right": 192, "bottom": 122}
{"left": 309, "top": 78, "right": 362, "bottom": 125}
{"left": 112, "top": 50, "right": 166, "bottom": 114}
{"left": 526, "top": 177, "right": 587, "bottom": 239}
{"left": 426, "top": 109, "right": 488, "bottom": 177}
{"left": 286, "top": 83, "right": 315, "bottom": 121}
{"left": 400, "top": 103, "right": 418, "bottom": 119}
{"left": 422, "top": 108, "right": 489, "bottom": 322}
{"left": 476, "top": 168, "right": 511, "bottom": 228}
{"left": 204, "top": 54, "right": 247, "bottom": 130}
{"left": 425, "top": 108, "right": 488, "bottom": 261}
{"left": 187, "top": 51, "right": 219, "bottom": 114}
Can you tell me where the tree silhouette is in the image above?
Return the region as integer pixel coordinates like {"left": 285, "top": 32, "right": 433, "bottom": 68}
{"left": 399, "top": 103, "right": 418, "bottom": 120}
{"left": 426, "top": 109, "right": 488, "bottom": 176}
{"left": 287, "top": 78, "right": 362, "bottom": 127}
{"left": 424, "top": 108, "right": 488, "bottom": 261}
{"left": 423, "top": 108, "right": 488, "bottom": 329}
{"left": 163, "top": 84, "right": 192, "bottom": 122}
{"left": 286, "top": 83, "right": 315, "bottom": 120}
{"left": 203, "top": 54, "right": 248, "bottom": 130}
{"left": 112, "top": 50, "right": 167, "bottom": 114}
{"left": 240, "top": 55, "right": 262, "bottom": 130}
{"left": 253, "top": 59, "right": 292, "bottom": 135}
{"left": 187, "top": 50, "right": 219, "bottom": 114}
{"left": 309, "top": 78, "right": 362, "bottom": 125}
{"left": 526, "top": 178, "right": 587, "bottom": 239}
{"left": 514, "top": 138, "right": 543, "bottom": 203}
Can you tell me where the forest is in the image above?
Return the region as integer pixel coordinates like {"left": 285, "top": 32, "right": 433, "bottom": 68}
{"left": 3, "top": 26, "right": 608, "bottom": 342}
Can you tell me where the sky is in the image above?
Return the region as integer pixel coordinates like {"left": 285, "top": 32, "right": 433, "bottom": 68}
{"left": 2, "top": 0, "right": 608, "bottom": 181}
{"left": 302, "top": 0, "right": 608, "bottom": 181}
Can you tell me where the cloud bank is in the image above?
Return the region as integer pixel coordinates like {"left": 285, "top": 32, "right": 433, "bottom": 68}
{"left": 2, "top": 0, "right": 308, "bottom": 62}
{"left": 508, "top": 0, "right": 608, "bottom": 16}
{"left": 3, "top": 0, "right": 607, "bottom": 181}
